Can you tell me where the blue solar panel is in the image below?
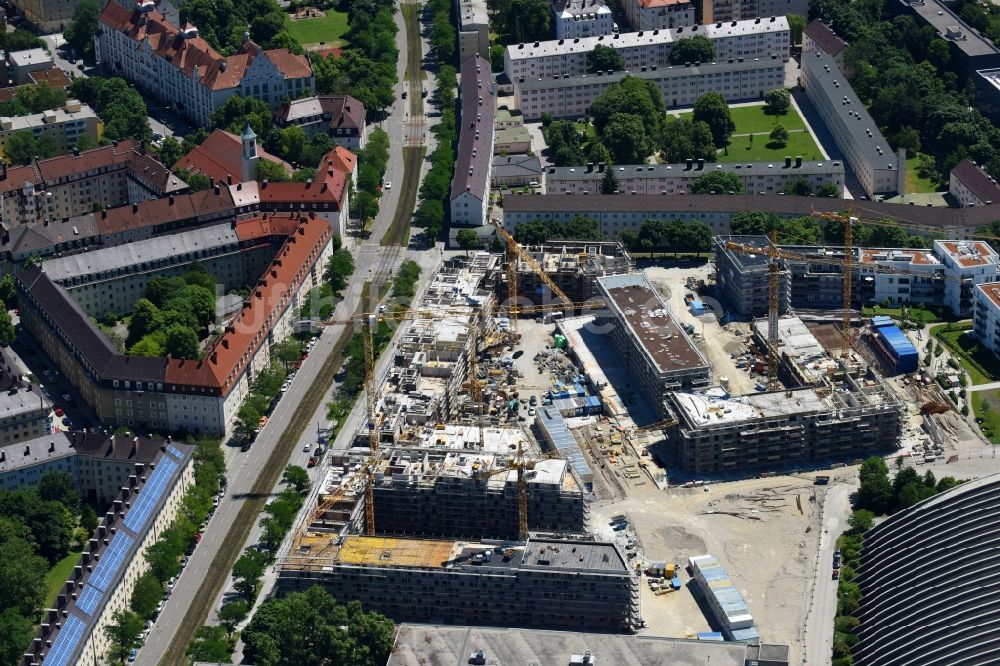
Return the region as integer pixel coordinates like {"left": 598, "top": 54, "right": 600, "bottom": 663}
{"left": 166, "top": 444, "right": 185, "bottom": 460}
{"left": 75, "top": 585, "right": 101, "bottom": 616}
{"left": 124, "top": 457, "right": 178, "bottom": 534}
{"left": 45, "top": 615, "right": 86, "bottom": 666}
{"left": 88, "top": 533, "right": 134, "bottom": 592}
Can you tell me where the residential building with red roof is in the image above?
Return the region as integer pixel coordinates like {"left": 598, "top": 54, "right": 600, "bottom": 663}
{"left": 173, "top": 126, "right": 292, "bottom": 184}
{"left": 16, "top": 212, "right": 336, "bottom": 435}
{"left": 623, "top": 0, "right": 694, "bottom": 31}
{"left": 96, "top": 1, "right": 314, "bottom": 128}
{"left": 0, "top": 139, "right": 186, "bottom": 227}
{"left": 274, "top": 95, "right": 367, "bottom": 149}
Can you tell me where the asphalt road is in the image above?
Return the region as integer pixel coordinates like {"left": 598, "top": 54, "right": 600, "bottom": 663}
{"left": 138, "top": 0, "right": 436, "bottom": 660}
{"left": 803, "top": 482, "right": 852, "bottom": 665}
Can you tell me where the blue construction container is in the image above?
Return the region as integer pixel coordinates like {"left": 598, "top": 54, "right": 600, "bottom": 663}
{"left": 870, "top": 317, "right": 918, "bottom": 374}
{"left": 690, "top": 299, "right": 706, "bottom": 315}
{"left": 697, "top": 632, "right": 724, "bottom": 641}
{"left": 584, "top": 395, "right": 602, "bottom": 415}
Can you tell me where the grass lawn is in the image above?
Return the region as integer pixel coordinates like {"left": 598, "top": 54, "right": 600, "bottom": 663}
{"left": 45, "top": 551, "right": 82, "bottom": 607}
{"left": 905, "top": 155, "right": 943, "bottom": 193}
{"left": 286, "top": 10, "right": 349, "bottom": 46}
{"left": 861, "top": 304, "right": 952, "bottom": 325}
{"left": 972, "top": 388, "right": 1000, "bottom": 444}
{"left": 716, "top": 130, "right": 823, "bottom": 163}
{"left": 932, "top": 323, "right": 1000, "bottom": 385}
{"left": 679, "top": 103, "right": 807, "bottom": 132}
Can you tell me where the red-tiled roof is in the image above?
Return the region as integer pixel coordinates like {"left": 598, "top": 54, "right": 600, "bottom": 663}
{"left": 313, "top": 46, "right": 343, "bottom": 59}
{"left": 325, "top": 145, "right": 357, "bottom": 176}
{"left": 99, "top": 3, "right": 310, "bottom": 92}
{"left": 951, "top": 159, "right": 1000, "bottom": 205}
{"left": 275, "top": 95, "right": 365, "bottom": 131}
{"left": 164, "top": 214, "right": 333, "bottom": 392}
{"left": 173, "top": 129, "right": 292, "bottom": 184}
{"left": 96, "top": 188, "right": 236, "bottom": 236}
{"left": 234, "top": 215, "right": 301, "bottom": 242}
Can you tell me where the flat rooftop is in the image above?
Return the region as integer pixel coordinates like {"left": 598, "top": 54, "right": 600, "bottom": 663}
{"left": 389, "top": 625, "right": 751, "bottom": 666}
{"left": 672, "top": 386, "right": 828, "bottom": 426}
{"left": 548, "top": 159, "right": 843, "bottom": 182}
{"left": 598, "top": 273, "right": 708, "bottom": 375}
{"left": 936, "top": 239, "right": 998, "bottom": 267}
{"left": 977, "top": 282, "right": 1000, "bottom": 310}
{"left": 716, "top": 234, "right": 774, "bottom": 270}
{"left": 376, "top": 445, "right": 572, "bottom": 489}
{"left": 903, "top": 0, "right": 998, "bottom": 57}
{"left": 516, "top": 56, "right": 783, "bottom": 89}
{"left": 753, "top": 315, "right": 833, "bottom": 383}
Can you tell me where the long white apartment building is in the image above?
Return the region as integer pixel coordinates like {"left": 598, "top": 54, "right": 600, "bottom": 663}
{"left": 504, "top": 16, "right": 789, "bottom": 82}
{"left": 514, "top": 56, "right": 785, "bottom": 120}
{"left": 451, "top": 56, "right": 495, "bottom": 226}
{"left": 936, "top": 239, "right": 1000, "bottom": 316}
{"left": 974, "top": 282, "right": 1000, "bottom": 360}
{"left": 546, "top": 157, "right": 843, "bottom": 195}
{"left": 800, "top": 50, "right": 904, "bottom": 198}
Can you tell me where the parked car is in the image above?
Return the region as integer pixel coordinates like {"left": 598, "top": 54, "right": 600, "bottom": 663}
{"left": 303, "top": 442, "right": 312, "bottom": 452}
{"left": 832, "top": 569, "right": 840, "bottom": 580}
{"left": 128, "top": 648, "right": 138, "bottom": 662}
{"left": 307, "top": 456, "right": 318, "bottom": 467}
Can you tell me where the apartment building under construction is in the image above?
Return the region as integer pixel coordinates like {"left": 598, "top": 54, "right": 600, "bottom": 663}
{"left": 667, "top": 365, "right": 904, "bottom": 473}
{"left": 277, "top": 535, "right": 640, "bottom": 631}
{"left": 517, "top": 241, "right": 634, "bottom": 303}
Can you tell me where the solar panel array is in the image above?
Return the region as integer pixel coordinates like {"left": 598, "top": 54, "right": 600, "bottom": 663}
{"left": 45, "top": 615, "right": 86, "bottom": 666}
{"left": 124, "top": 456, "right": 178, "bottom": 533}
{"left": 88, "top": 533, "right": 134, "bottom": 592}
{"left": 75, "top": 585, "right": 102, "bottom": 616}
{"left": 167, "top": 444, "right": 185, "bottom": 460}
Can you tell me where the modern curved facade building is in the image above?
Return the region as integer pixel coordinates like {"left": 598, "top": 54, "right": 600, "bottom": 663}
{"left": 855, "top": 473, "right": 1000, "bottom": 666}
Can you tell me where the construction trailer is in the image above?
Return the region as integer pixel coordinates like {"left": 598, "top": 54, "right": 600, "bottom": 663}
{"left": 277, "top": 535, "right": 641, "bottom": 631}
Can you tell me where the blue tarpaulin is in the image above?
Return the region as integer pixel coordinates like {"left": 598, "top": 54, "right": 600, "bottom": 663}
{"left": 870, "top": 318, "right": 918, "bottom": 373}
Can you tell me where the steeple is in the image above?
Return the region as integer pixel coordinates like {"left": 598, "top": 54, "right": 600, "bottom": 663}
{"left": 241, "top": 124, "right": 258, "bottom": 181}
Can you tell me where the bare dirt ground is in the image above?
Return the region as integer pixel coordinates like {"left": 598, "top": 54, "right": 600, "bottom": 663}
{"left": 588, "top": 470, "right": 850, "bottom": 663}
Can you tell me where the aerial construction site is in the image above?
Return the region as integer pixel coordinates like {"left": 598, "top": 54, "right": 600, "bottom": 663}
{"left": 274, "top": 221, "right": 973, "bottom": 662}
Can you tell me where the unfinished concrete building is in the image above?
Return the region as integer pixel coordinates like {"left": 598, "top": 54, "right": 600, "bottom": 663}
{"left": 371, "top": 425, "right": 588, "bottom": 540}
{"left": 667, "top": 366, "right": 903, "bottom": 473}
{"left": 277, "top": 535, "right": 641, "bottom": 631}
{"left": 596, "top": 273, "right": 710, "bottom": 416}
{"left": 751, "top": 316, "right": 838, "bottom": 388}
{"left": 517, "top": 241, "right": 634, "bottom": 303}
{"left": 369, "top": 253, "right": 500, "bottom": 447}
{"left": 714, "top": 235, "right": 791, "bottom": 318}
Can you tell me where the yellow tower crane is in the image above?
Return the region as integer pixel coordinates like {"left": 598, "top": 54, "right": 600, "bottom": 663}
{"left": 492, "top": 222, "right": 575, "bottom": 329}
{"left": 477, "top": 442, "right": 561, "bottom": 542}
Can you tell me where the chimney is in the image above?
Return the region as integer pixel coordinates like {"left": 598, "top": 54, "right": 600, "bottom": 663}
{"left": 132, "top": 203, "right": 138, "bottom": 213}
{"left": 697, "top": 158, "right": 704, "bottom": 170}
{"left": 1, "top": 162, "right": 6, "bottom": 180}
{"left": 222, "top": 339, "right": 229, "bottom": 349}
{"left": 168, "top": 195, "right": 174, "bottom": 205}
{"left": 685, "top": 158, "right": 693, "bottom": 170}
{"left": 795, "top": 156, "right": 802, "bottom": 167}
{"left": 784, "top": 156, "right": 791, "bottom": 168}
{"left": 227, "top": 174, "right": 233, "bottom": 185}
{"left": 261, "top": 179, "right": 268, "bottom": 189}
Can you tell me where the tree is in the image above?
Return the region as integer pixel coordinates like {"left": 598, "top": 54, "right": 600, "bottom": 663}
{"left": 456, "top": 229, "right": 480, "bottom": 255}
{"left": 242, "top": 585, "right": 395, "bottom": 666}
{"left": 847, "top": 509, "right": 874, "bottom": 535}
{"left": 600, "top": 167, "right": 619, "bottom": 194}
{"left": 769, "top": 123, "right": 789, "bottom": 147}
{"left": 0, "top": 608, "right": 34, "bottom": 666}
{"left": 4, "top": 131, "right": 43, "bottom": 165}
{"left": 691, "top": 171, "right": 744, "bottom": 194}
{"left": 816, "top": 182, "right": 840, "bottom": 197}
{"left": 502, "top": 0, "right": 552, "bottom": 43}
{"left": 764, "top": 88, "right": 791, "bottom": 115}
{"left": 325, "top": 249, "right": 355, "bottom": 293}
{"left": 38, "top": 471, "right": 80, "bottom": 514}
{"left": 257, "top": 158, "right": 290, "bottom": 183}
{"left": 185, "top": 172, "right": 213, "bottom": 192}
{"left": 781, "top": 177, "right": 813, "bottom": 196}
{"left": 787, "top": 14, "right": 807, "bottom": 45}
{"left": 891, "top": 126, "right": 921, "bottom": 157}
{"left": 282, "top": 465, "right": 310, "bottom": 495}
{"left": 104, "top": 610, "right": 143, "bottom": 665}
{"left": 857, "top": 456, "right": 892, "bottom": 514}
{"left": 0, "top": 310, "right": 14, "bottom": 346}
{"left": 130, "top": 572, "right": 163, "bottom": 619}
{"left": 164, "top": 325, "right": 200, "bottom": 360}
{"left": 187, "top": 625, "right": 232, "bottom": 661}
{"left": 218, "top": 599, "right": 250, "bottom": 637}
{"left": 64, "top": 0, "right": 101, "bottom": 60}
{"left": 602, "top": 112, "right": 652, "bottom": 164}
{"left": 273, "top": 339, "right": 302, "bottom": 371}
{"left": 156, "top": 136, "right": 185, "bottom": 168}
{"left": 0, "top": 274, "right": 15, "bottom": 309}
{"left": 127, "top": 298, "right": 160, "bottom": 346}
{"left": 692, "top": 93, "right": 736, "bottom": 148}
{"left": 70, "top": 77, "right": 150, "bottom": 142}
{"left": 211, "top": 95, "right": 274, "bottom": 137}
{"left": 0, "top": 536, "right": 47, "bottom": 617}
{"left": 661, "top": 117, "right": 717, "bottom": 163}
{"left": 588, "top": 141, "right": 612, "bottom": 165}
{"left": 232, "top": 548, "right": 269, "bottom": 602}
{"left": 668, "top": 36, "right": 715, "bottom": 65}
{"left": 589, "top": 76, "right": 665, "bottom": 140}
{"left": 489, "top": 44, "right": 505, "bottom": 72}
{"left": 586, "top": 44, "right": 625, "bottom": 73}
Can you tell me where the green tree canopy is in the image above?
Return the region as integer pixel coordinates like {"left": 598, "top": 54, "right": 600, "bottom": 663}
{"left": 0, "top": 310, "right": 14, "bottom": 346}
{"left": 668, "top": 36, "right": 715, "bottom": 65}
{"left": 164, "top": 325, "right": 201, "bottom": 360}
{"left": 233, "top": 548, "right": 269, "bottom": 602}
{"left": 456, "top": 229, "right": 481, "bottom": 255}
{"left": 600, "top": 167, "right": 619, "bottom": 194}
{"left": 70, "top": 77, "right": 151, "bottom": 142}
{"left": 692, "top": 93, "right": 736, "bottom": 148}
{"left": 764, "top": 88, "right": 791, "bottom": 114}
{"left": 781, "top": 176, "right": 813, "bottom": 196}
{"left": 691, "top": 171, "right": 744, "bottom": 194}
{"left": 769, "top": 123, "right": 789, "bottom": 146}
{"left": 589, "top": 76, "right": 665, "bottom": 142}
{"left": 857, "top": 456, "right": 892, "bottom": 514}
{"left": 602, "top": 112, "right": 653, "bottom": 164}
{"left": 586, "top": 44, "right": 625, "bottom": 73}
{"left": 64, "top": 0, "right": 101, "bottom": 60}
{"left": 661, "top": 117, "right": 717, "bottom": 163}
{"left": 130, "top": 572, "right": 163, "bottom": 619}
{"left": 103, "top": 610, "right": 143, "bottom": 665}
{"left": 500, "top": 0, "right": 552, "bottom": 43}
{"left": 282, "top": 465, "right": 311, "bottom": 495}
{"left": 325, "top": 249, "right": 356, "bottom": 293}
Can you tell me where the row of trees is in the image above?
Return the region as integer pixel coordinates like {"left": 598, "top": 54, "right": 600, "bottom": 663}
{"left": 414, "top": 57, "right": 458, "bottom": 240}
{"left": 1, "top": 472, "right": 93, "bottom": 664}
{"left": 0, "top": 83, "right": 68, "bottom": 119}
{"left": 70, "top": 77, "right": 152, "bottom": 143}
{"left": 621, "top": 218, "right": 713, "bottom": 254}
{"left": 353, "top": 128, "right": 391, "bottom": 222}
{"left": 512, "top": 216, "right": 603, "bottom": 244}
{"left": 179, "top": 0, "right": 300, "bottom": 55}
{"left": 729, "top": 211, "right": 928, "bottom": 248}
{"left": 856, "top": 457, "right": 960, "bottom": 516}
{"left": 311, "top": 0, "right": 399, "bottom": 114}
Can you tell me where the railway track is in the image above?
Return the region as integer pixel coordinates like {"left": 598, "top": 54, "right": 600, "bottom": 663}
{"left": 158, "top": 313, "right": 362, "bottom": 666}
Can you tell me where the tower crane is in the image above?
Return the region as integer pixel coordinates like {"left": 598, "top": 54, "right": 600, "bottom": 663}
{"left": 476, "top": 442, "right": 562, "bottom": 542}
{"left": 767, "top": 228, "right": 781, "bottom": 388}
{"left": 492, "top": 222, "right": 577, "bottom": 329}
{"left": 811, "top": 212, "right": 857, "bottom": 357}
